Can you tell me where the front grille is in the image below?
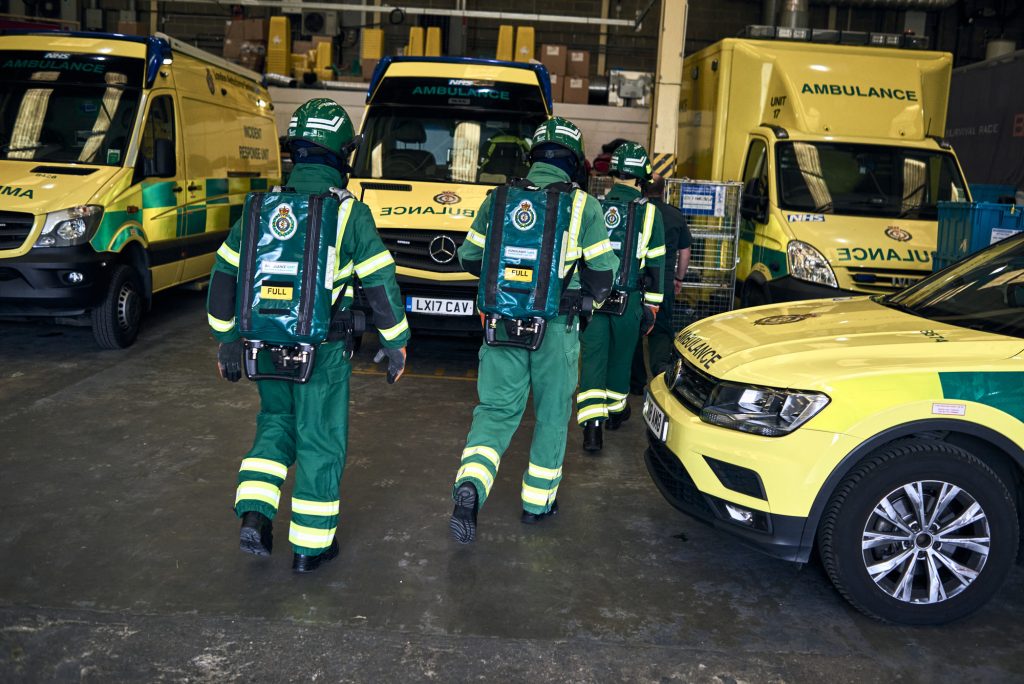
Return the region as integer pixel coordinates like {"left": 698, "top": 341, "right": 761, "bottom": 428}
{"left": 0, "top": 212, "right": 34, "bottom": 250}
{"left": 671, "top": 358, "right": 716, "bottom": 414}
{"left": 645, "top": 435, "right": 715, "bottom": 520}
{"left": 845, "top": 266, "right": 926, "bottom": 293}
{"left": 378, "top": 228, "right": 467, "bottom": 273}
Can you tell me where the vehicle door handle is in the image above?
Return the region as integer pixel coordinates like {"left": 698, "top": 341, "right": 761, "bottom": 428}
{"left": 187, "top": 183, "right": 202, "bottom": 192}
{"left": 172, "top": 185, "right": 183, "bottom": 193}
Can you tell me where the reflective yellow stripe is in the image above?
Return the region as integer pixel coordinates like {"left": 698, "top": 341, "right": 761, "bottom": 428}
{"left": 638, "top": 203, "right": 656, "bottom": 261}
{"left": 462, "top": 445, "right": 500, "bottom": 469}
{"left": 608, "top": 397, "right": 628, "bottom": 412}
{"left": 645, "top": 292, "right": 664, "bottom": 304}
{"left": 457, "top": 462, "right": 494, "bottom": 493}
{"left": 235, "top": 481, "right": 281, "bottom": 508}
{"left": 646, "top": 245, "right": 667, "bottom": 258}
{"left": 217, "top": 242, "right": 240, "bottom": 267}
{"left": 605, "top": 389, "right": 628, "bottom": 401}
{"left": 208, "top": 313, "right": 235, "bottom": 333}
{"left": 522, "top": 482, "right": 558, "bottom": 507}
{"left": 465, "top": 228, "right": 486, "bottom": 248}
{"left": 566, "top": 189, "right": 587, "bottom": 258}
{"left": 332, "top": 284, "right": 349, "bottom": 305}
{"left": 577, "top": 405, "right": 608, "bottom": 422}
{"left": 239, "top": 458, "right": 288, "bottom": 480}
{"left": 528, "top": 462, "right": 562, "bottom": 481}
{"left": 378, "top": 315, "right": 409, "bottom": 341}
{"left": 335, "top": 260, "right": 354, "bottom": 282}
{"left": 288, "top": 522, "right": 336, "bottom": 548}
{"left": 583, "top": 239, "right": 613, "bottom": 260}
{"left": 291, "top": 498, "right": 340, "bottom": 516}
{"left": 577, "top": 389, "right": 607, "bottom": 403}
{"left": 355, "top": 250, "right": 395, "bottom": 278}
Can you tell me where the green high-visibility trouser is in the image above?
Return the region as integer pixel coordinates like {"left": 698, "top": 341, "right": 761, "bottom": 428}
{"left": 633, "top": 289, "right": 676, "bottom": 387}
{"left": 452, "top": 315, "right": 581, "bottom": 515}
{"left": 233, "top": 342, "right": 350, "bottom": 556}
{"left": 577, "top": 290, "right": 642, "bottom": 424}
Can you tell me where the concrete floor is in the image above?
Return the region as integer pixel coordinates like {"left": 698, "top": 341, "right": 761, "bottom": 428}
{"left": 1, "top": 289, "right": 1022, "bottom": 683}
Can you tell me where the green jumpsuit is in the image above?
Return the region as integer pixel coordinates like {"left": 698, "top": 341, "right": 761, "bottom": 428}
{"left": 206, "top": 163, "right": 410, "bottom": 556}
{"left": 577, "top": 182, "right": 666, "bottom": 424}
{"left": 452, "top": 162, "right": 618, "bottom": 515}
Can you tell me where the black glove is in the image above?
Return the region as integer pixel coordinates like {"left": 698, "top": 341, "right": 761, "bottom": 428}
{"left": 640, "top": 305, "right": 657, "bottom": 337}
{"left": 373, "top": 346, "right": 406, "bottom": 384}
{"left": 218, "top": 340, "right": 243, "bottom": 382}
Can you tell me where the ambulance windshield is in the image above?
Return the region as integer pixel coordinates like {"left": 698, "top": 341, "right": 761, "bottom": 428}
{"left": 354, "top": 107, "right": 545, "bottom": 185}
{"left": 776, "top": 142, "right": 967, "bottom": 221}
{"left": 882, "top": 234, "right": 1024, "bottom": 338}
{"left": 0, "top": 52, "right": 143, "bottom": 166}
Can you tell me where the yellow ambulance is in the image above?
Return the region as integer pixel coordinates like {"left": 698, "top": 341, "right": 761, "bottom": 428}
{"left": 349, "top": 57, "right": 552, "bottom": 332}
{"left": 644, "top": 234, "right": 1024, "bottom": 624}
{"left": 677, "top": 35, "right": 970, "bottom": 306}
{"left": 0, "top": 30, "right": 279, "bottom": 347}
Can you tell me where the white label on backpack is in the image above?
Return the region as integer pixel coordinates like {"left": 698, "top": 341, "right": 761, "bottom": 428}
{"left": 262, "top": 260, "right": 298, "bottom": 276}
{"left": 504, "top": 246, "right": 538, "bottom": 261}
{"left": 609, "top": 241, "right": 622, "bottom": 251}
{"left": 325, "top": 247, "right": 336, "bottom": 289}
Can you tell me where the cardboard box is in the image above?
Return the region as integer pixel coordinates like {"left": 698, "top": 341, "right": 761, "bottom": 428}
{"left": 312, "top": 35, "right": 333, "bottom": 48}
{"left": 361, "top": 58, "right": 379, "bottom": 81}
{"left": 116, "top": 21, "right": 148, "bottom": 36}
{"left": 564, "top": 76, "right": 589, "bottom": 104}
{"left": 567, "top": 49, "right": 590, "bottom": 78}
{"left": 292, "top": 40, "right": 314, "bottom": 55}
{"left": 548, "top": 73, "right": 564, "bottom": 102}
{"left": 223, "top": 38, "right": 242, "bottom": 60}
{"left": 540, "top": 44, "right": 567, "bottom": 75}
{"left": 243, "top": 18, "right": 267, "bottom": 41}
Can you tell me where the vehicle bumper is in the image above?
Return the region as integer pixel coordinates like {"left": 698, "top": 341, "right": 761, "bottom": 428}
{"left": 643, "top": 374, "right": 858, "bottom": 563}
{"left": 0, "top": 246, "right": 112, "bottom": 316}
{"left": 766, "top": 275, "right": 861, "bottom": 303}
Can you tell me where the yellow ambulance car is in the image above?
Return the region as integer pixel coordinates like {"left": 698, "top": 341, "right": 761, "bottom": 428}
{"left": 677, "top": 35, "right": 970, "bottom": 306}
{"left": 0, "top": 31, "right": 279, "bottom": 347}
{"left": 644, "top": 233, "right": 1024, "bottom": 624}
{"left": 349, "top": 57, "right": 551, "bottom": 332}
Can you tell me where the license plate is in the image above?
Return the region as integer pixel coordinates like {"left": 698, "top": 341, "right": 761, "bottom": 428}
{"left": 643, "top": 392, "right": 668, "bottom": 442}
{"left": 405, "top": 296, "right": 475, "bottom": 316}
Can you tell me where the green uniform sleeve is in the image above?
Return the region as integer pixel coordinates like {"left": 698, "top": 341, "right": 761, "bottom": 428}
{"left": 346, "top": 202, "right": 410, "bottom": 349}
{"left": 578, "top": 195, "right": 618, "bottom": 273}
{"left": 206, "top": 221, "right": 243, "bottom": 343}
{"left": 643, "top": 206, "right": 666, "bottom": 306}
{"left": 457, "top": 194, "right": 492, "bottom": 268}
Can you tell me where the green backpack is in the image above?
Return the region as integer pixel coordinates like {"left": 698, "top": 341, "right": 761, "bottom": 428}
{"left": 236, "top": 187, "right": 354, "bottom": 382}
{"left": 598, "top": 196, "right": 655, "bottom": 315}
{"left": 477, "top": 179, "right": 586, "bottom": 350}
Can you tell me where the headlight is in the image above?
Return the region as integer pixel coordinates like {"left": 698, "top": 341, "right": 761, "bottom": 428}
{"left": 700, "top": 381, "right": 830, "bottom": 437}
{"left": 787, "top": 240, "right": 837, "bottom": 288}
{"left": 33, "top": 205, "right": 104, "bottom": 248}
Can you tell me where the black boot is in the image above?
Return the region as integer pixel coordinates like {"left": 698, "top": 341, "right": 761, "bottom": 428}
{"left": 292, "top": 537, "right": 339, "bottom": 574}
{"left": 582, "top": 420, "right": 603, "bottom": 453}
{"left": 239, "top": 511, "right": 273, "bottom": 556}
{"left": 449, "top": 482, "right": 478, "bottom": 544}
{"left": 606, "top": 403, "right": 632, "bottom": 431}
{"left": 521, "top": 500, "right": 559, "bottom": 525}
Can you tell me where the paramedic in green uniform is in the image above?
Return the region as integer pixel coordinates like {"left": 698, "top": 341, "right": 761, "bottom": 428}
{"left": 577, "top": 143, "right": 666, "bottom": 452}
{"left": 630, "top": 173, "right": 691, "bottom": 393}
{"left": 448, "top": 116, "right": 618, "bottom": 544}
{"left": 206, "top": 99, "right": 410, "bottom": 573}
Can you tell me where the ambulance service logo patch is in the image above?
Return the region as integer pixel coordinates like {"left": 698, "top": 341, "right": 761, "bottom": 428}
{"left": 604, "top": 206, "right": 622, "bottom": 231}
{"left": 270, "top": 203, "right": 298, "bottom": 240}
{"left": 885, "top": 225, "right": 913, "bottom": 242}
{"left": 512, "top": 200, "right": 537, "bottom": 231}
{"left": 433, "top": 190, "right": 461, "bottom": 205}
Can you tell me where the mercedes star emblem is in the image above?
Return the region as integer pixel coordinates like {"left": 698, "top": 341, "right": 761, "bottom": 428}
{"left": 428, "top": 234, "right": 457, "bottom": 264}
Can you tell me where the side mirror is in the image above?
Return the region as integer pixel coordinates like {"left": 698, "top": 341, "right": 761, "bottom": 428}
{"left": 740, "top": 178, "right": 768, "bottom": 224}
{"left": 142, "top": 138, "right": 176, "bottom": 178}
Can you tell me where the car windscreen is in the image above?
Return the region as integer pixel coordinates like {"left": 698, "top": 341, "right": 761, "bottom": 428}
{"left": 352, "top": 105, "right": 546, "bottom": 185}
{"left": 0, "top": 51, "right": 143, "bottom": 166}
{"left": 776, "top": 141, "right": 968, "bottom": 221}
{"left": 880, "top": 234, "right": 1024, "bottom": 338}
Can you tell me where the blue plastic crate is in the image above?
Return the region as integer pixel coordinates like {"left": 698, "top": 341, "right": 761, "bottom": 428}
{"left": 969, "top": 184, "right": 1017, "bottom": 203}
{"left": 935, "top": 201, "right": 1024, "bottom": 271}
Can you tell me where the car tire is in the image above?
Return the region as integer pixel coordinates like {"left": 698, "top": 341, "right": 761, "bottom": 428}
{"left": 740, "top": 277, "right": 770, "bottom": 309}
{"left": 92, "top": 264, "right": 144, "bottom": 349}
{"left": 819, "top": 438, "right": 1019, "bottom": 625}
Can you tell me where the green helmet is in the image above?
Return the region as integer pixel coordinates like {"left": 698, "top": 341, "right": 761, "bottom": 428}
{"left": 529, "top": 116, "right": 585, "bottom": 165}
{"left": 609, "top": 142, "right": 652, "bottom": 181}
{"left": 287, "top": 98, "right": 356, "bottom": 156}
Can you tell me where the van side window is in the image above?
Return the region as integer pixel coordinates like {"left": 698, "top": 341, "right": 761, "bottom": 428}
{"left": 742, "top": 139, "right": 768, "bottom": 189}
{"left": 137, "top": 95, "right": 176, "bottom": 180}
